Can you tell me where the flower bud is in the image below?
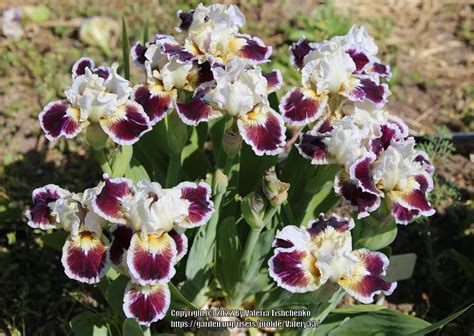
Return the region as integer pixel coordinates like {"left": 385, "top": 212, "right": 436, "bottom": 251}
{"left": 213, "top": 169, "right": 228, "bottom": 194}
{"left": 262, "top": 167, "right": 290, "bottom": 207}
{"left": 86, "top": 124, "right": 109, "bottom": 150}
{"left": 241, "top": 192, "right": 266, "bottom": 230}
{"left": 222, "top": 129, "right": 242, "bottom": 159}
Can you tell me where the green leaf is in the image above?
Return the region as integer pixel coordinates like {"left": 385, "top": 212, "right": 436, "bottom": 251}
{"left": 106, "top": 275, "right": 128, "bottom": 318}
{"left": 216, "top": 217, "right": 241, "bottom": 293}
{"left": 239, "top": 142, "right": 277, "bottom": 195}
{"left": 299, "top": 181, "right": 334, "bottom": 227}
{"left": 312, "top": 288, "right": 345, "bottom": 323}
{"left": 169, "top": 283, "right": 199, "bottom": 310}
{"left": 257, "top": 282, "right": 338, "bottom": 312}
{"left": 209, "top": 116, "right": 230, "bottom": 167}
{"left": 408, "top": 304, "right": 473, "bottom": 336}
{"left": 317, "top": 309, "right": 430, "bottom": 336}
{"left": 181, "top": 127, "right": 212, "bottom": 180}
{"left": 70, "top": 312, "right": 108, "bottom": 336}
{"left": 452, "top": 250, "right": 474, "bottom": 281}
{"left": 268, "top": 91, "right": 279, "bottom": 111}
{"left": 282, "top": 150, "right": 339, "bottom": 226}
{"left": 112, "top": 145, "right": 133, "bottom": 178}
{"left": 332, "top": 304, "right": 386, "bottom": 314}
{"left": 353, "top": 215, "right": 397, "bottom": 251}
{"left": 143, "top": 20, "right": 149, "bottom": 44}
{"left": 41, "top": 230, "right": 68, "bottom": 251}
{"left": 121, "top": 17, "right": 130, "bottom": 81}
{"left": 180, "top": 221, "right": 214, "bottom": 305}
{"left": 384, "top": 253, "right": 417, "bottom": 282}
{"left": 228, "top": 228, "right": 276, "bottom": 306}
{"left": 134, "top": 123, "right": 168, "bottom": 184}
{"left": 125, "top": 158, "right": 151, "bottom": 183}
{"left": 122, "top": 318, "right": 144, "bottom": 336}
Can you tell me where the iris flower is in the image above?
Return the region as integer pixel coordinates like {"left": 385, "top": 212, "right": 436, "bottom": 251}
{"left": 177, "top": 3, "right": 271, "bottom": 65}
{"left": 39, "top": 57, "right": 151, "bottom": 145}
{"left": 176, "top": 60, "right": 285, "bottom": 155}
{"left": 269, "top": 214, "right": 396, "bottom": 303}
{"left": 297, "top": 108, "right": 434, "bottom": 224}
{"left": 26, "top": 184, "right": 110, "bottom": 283}
{"left": 280, "top": 26, "right": 390, "bottom": 126}
{"left": 92, "top": 175, "right": 213, "bottom": 325}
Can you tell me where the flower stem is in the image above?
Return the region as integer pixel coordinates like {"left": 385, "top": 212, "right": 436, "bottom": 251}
{"left": 94, "top": 149, "right": 112, "bottom": 176}
{"left": 227, "top": 227, "right": 261, "bottom": 307}
{"left": 165, "top": 153, "right": 181, "bottom": 188}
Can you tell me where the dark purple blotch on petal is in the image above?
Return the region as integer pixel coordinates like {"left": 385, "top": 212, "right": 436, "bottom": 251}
{"left": 101, "top": 103, "right": 150, "bottom": 144}
{"left": 336, "top": 173, "right": 380, "bottom": 216}
{"left": 124, "top": 284, "right": 169, "bottom": 326}
{"left": 28, "top": 186, "right": 60, "bottom": 228}
{"left": 180, "top": 184, "right": 213, "bottom": 225}
{"left": 162, "top": 43, "right": 196, "bottom": 63}
{"left": 176, "top": 88, "right": 214, "bottom": 125}
{"left": 356, "top": 274, "right": 394, "bottom": 297}
{"left": 237, "top": 34, "right": 271, "bottom": 63}
{"left": 240, "top": 111, "right": 285, "bottom": 155}
{"left": 262, "top": 70, "right": 282, "bottom": 92}
{"left": 197, "top": 61, "right": 214, "bottom": 85}
{"left": 133, "top": 85, "right": 172, "bottom": 124}
{"left": 270, "top": 249, "right": 316, "bottom": 289}
{"left": 306, "top": 214, "right": 353, "bottom": 238}
{"left": 40, "top": 101, "right": 81, "bottom": 140}
{"left": 274, "top": 238, "right": 295, "bottom": 249}
{"left": 63, "top": 232, "right": 108, "bottom": 283}
{"left": 372, "top": 62, "right": 391, "bottom": 78}
{"left": 131, "top": 42, "right": 148, "bottom": 67}
{"left": 351, "top": 155, "right": 378, "bottom": 195}
{"left": 72, "top": 57, "right": 94, "bottom": 77}
{"left": 168, "top": 229, "right": 188, "bottom": 261}
{"left": 93, "top": 66, "right": 110, "bottom": 80}
{"left": 298, "top": 133, "right": 328, "bottom": 162}
{"left": 281, "top": 88, "right": 322, "bottom": 125}
{"left": 109, "top": 225, "right": 133, "bottom": 265}
{"left": 177, "top": 10, "right": 194, "bottom": 32}
{"left": 129, "top": 234, "right": 176, "bottom": 284}
{"left": 391, "top": 203, "right": 420, "bottom": 224}
{"left": 347, "top": 49, "right": 370, "bottom": 72}
{"left": 94, "top": 177, "right": 131, "bottom": 222}
{"left": 289, "top": 38, "right": 314, "bottom": 69}
{"left": 351, "top": 78, "right": 387, "bottom": 105}
{"left": 371, "top": 124, "right": 398, "bottom": 154}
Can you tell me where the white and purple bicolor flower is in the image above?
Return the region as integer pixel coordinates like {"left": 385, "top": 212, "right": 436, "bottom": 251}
{"left": 297, "top": 107, "right": 434, "bottom": 224}
{"left": 39, "top": 57, "right": 151, "bottom": 145}
{"left": 91, "top": 175, "right": 213, "bottom": 325}
{"left": 280, "top": 25, "right": 391, "bottom": 126}
{"left": 344, "top": 138, "right": 435, "bottom": 224}
{"left": 297, "top": 108, "right": 408, "bottom": 168}
{"left": 176, "top": 60, "right": 285, "bottom": 155}
{"left": 177, "top": 3, "right": 272, "bottom": 65}
{"left": 130, "top": 34, "right": 214, "bottom": 126}
{"left": 268, "top": 214, "right": 396, "bottom": 303}
{"left": 26, "top": 185, "right": 110, "bottom": 284}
